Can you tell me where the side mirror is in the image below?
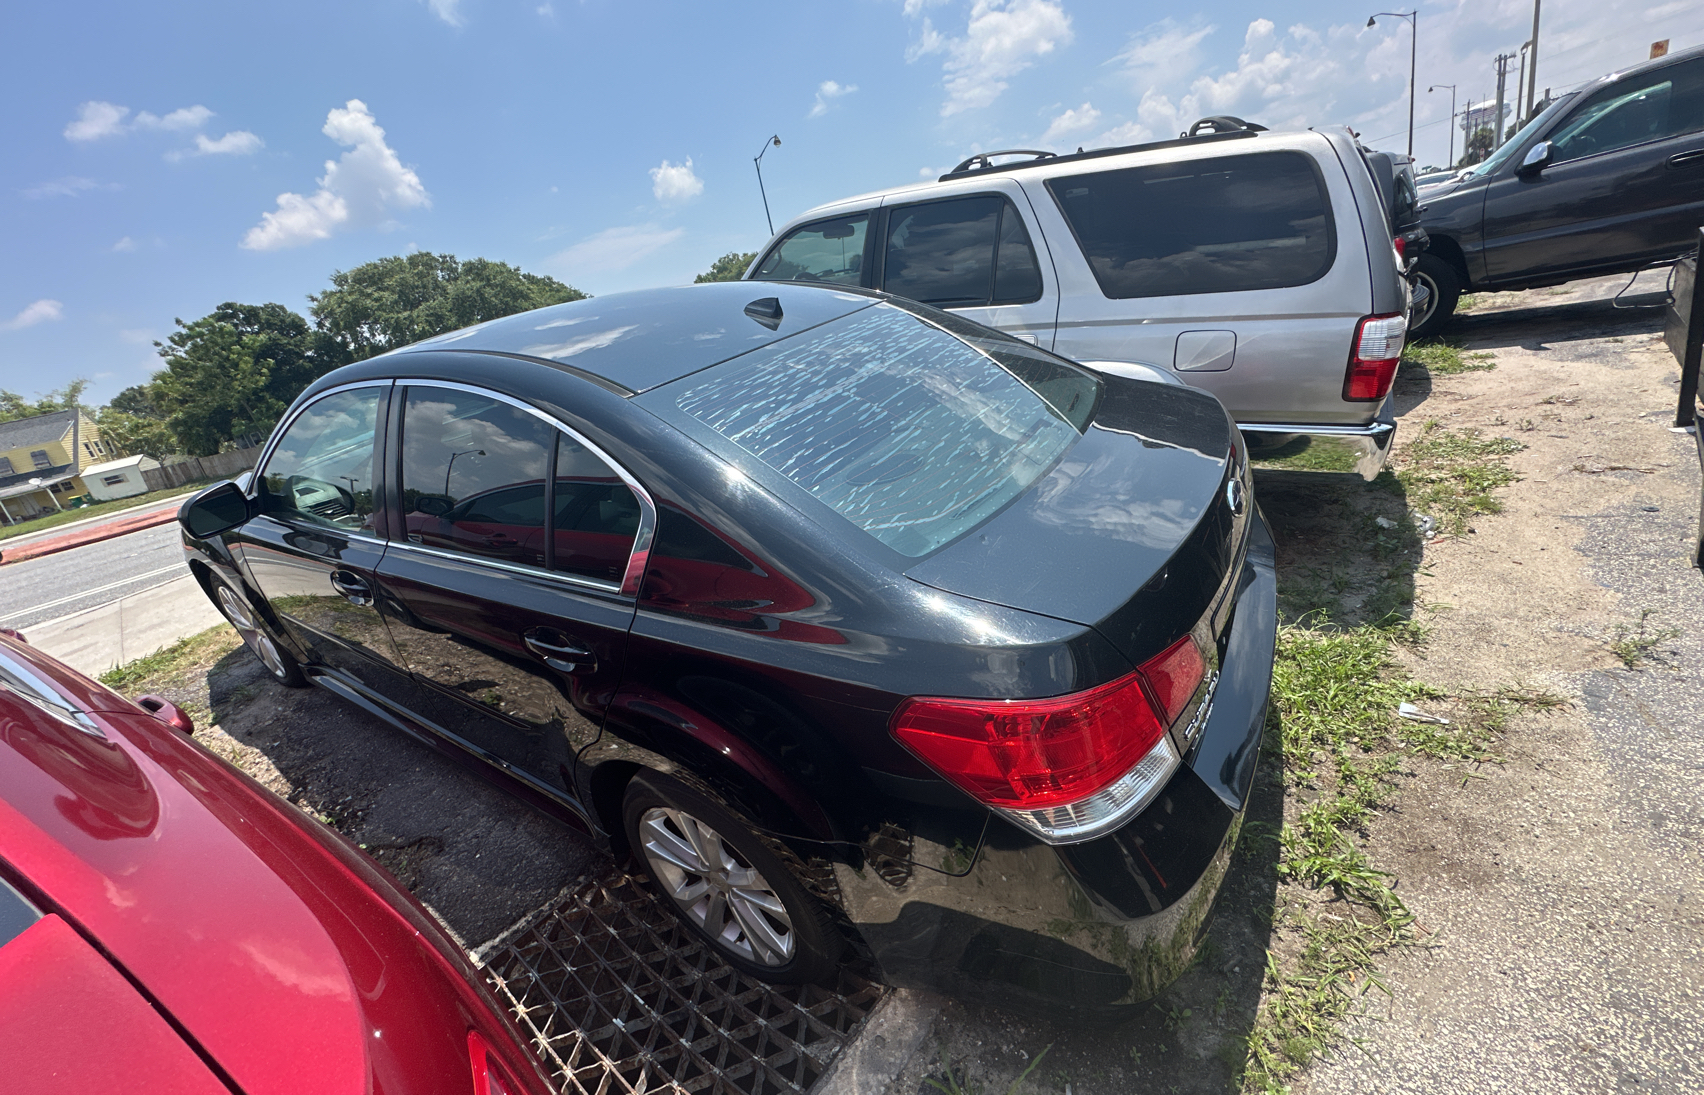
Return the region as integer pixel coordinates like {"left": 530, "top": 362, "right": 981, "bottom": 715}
{"left": 180, "top": 481, "right": 252, "bottom": 539}
{"left": 412, "top": 494, "right": 453, "bottom": 517}
{"left": 1517, "top": 141, "right": 1553, "bottom": 177}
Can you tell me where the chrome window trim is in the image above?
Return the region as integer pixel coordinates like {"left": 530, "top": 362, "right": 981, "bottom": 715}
{"left": 248, "top": 380, "right": 396, "bottom": 502}
{"left": 393, "top": 378, "right": 658, "bottom": 597}
{"left": 0, "top": 648, "right": 103, "bottom": 737}
{"left": 383, "top": 538, "right": 625, "bottom": 596}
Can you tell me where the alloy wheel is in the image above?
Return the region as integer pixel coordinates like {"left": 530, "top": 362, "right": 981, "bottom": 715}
{"left": 216, "top": 584, "right": 290, "bottom": 681}
{"left": 637, "top": 806, "right": 797, "bottom": 966}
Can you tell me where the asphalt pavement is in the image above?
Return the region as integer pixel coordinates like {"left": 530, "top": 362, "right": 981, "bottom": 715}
{"left": 0, "top": 522, "right": 188, "bottom": 630}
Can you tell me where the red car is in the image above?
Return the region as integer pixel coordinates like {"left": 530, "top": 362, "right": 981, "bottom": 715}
{"left": 0, "top": 631, "right": 554, "bottom": 1095}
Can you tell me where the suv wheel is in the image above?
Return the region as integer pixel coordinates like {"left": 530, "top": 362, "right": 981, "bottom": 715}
{"left": 622, "top": 771, "right": 842, "bottom": 984}
{"left": 1410, "top": 254, "right": 1462, "bottom": 339}
{"left": 213, "top": 578, "right": 307, "bottom": 687}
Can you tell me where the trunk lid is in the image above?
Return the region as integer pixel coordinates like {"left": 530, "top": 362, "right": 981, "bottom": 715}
{"left": 904, "top": 376, "right": 1246, "bottom": 668}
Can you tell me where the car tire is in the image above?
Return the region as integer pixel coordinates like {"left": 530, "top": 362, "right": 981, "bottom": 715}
{"left": 211, "top": 577, "right": 308, "bottom": 688}
{"left": 622, "top": 770, "right": 843, "bottom": 984}
{"left": 1409, "top": 253, "right": 1462, "bottom": 340}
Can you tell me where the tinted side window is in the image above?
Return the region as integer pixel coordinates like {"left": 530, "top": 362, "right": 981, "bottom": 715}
{"left": 258, "top": 387, "right": 383, "bottom": 532}
{"left": 399, "top": 387, "right": 553, "bottom": 568}
{"left": 1550, "top": 61, "right": 1704, "bottom": 163}
{"left": 882, "top": 196, "right": 1044, "bottom": 307}
{"left": 994, "top": 204, "right": 1044, "bottom": 303}
{"left": 551, "top": 432, "right": 640, "bottom": 583}
{"left": 751, "top": 214, "right": 869, "bottom": 285}
{"left": 1047, "top": 151, "right": 1336, "bottom": 299}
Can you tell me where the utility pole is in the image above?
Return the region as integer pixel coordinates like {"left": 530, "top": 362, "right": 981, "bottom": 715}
{"left": 1516, "top": 42, "right": 1530, "bottom": 128}
{"left": 1526, "top": 0, "right": 1542, "bottom": 125}
{"left": 1494, "top": 52, "right": 1517, "bottom": 145}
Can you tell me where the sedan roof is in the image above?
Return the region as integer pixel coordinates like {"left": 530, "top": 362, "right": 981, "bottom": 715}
{"left": 392, "top": 282, "right": 879, "bottom": 395}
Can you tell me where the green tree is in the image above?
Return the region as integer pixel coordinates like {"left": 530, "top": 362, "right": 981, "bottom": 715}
{"left": 107, "top": 384, "right": 161, "bottom": 419}
{"left": 1457, "top": 126, "right": 1497, "bottom": 167}
{"left": 150, "top": 302, "right": 335, "bottom": 455}
{"left": 694, "top": 251, "right": 757, "bottom": 283}
{"left": 95, "top": 408, "right": 175, "bottom": 461}
{"left": 309, "top": 252, "right": 587, "bottom": 361}
{"left": 0, "top": 380, "right": 89, "bottom": 423}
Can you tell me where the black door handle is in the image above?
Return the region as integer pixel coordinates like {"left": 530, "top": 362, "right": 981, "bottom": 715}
{"left": 1669, "top": 149, "right": 1704, "bottom": 167}
{"left": 328, "top": 570, "right": 373, "bottom": 607}
{"left": 523, "top": 628, "right": 596, "bottom": 673}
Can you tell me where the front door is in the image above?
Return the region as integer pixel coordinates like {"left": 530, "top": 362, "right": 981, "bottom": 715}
{"left": 376, "top": 383, "right": 641, "bottom": 807}
{"left": 236, "top": 384, "right": 413, "bottom": 695}
{"left": 1482, "top": 56, "right": 1704, "bottom": 283}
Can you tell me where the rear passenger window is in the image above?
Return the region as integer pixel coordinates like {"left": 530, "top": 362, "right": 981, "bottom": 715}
{"left": 751, "top": 214, "right": 869, "bottom": 285}
{"left": 1048, "top": 151, "right": 1335, "bottom": 299}
{"left": 882, "top": 196, "right": 1042, "bottom": 307}
{"left": 551, "top": 433, "right": 641, "bottom": 583}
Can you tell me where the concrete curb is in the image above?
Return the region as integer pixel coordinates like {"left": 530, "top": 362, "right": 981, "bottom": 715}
{"left": 2, "top": 505, "right": 180, "bottom": 565}
{"left": 810, "top": 988, "right": 944, "bottom": 1095}
{"left": 26, "top": 572, "right": 226, "bottom": 677}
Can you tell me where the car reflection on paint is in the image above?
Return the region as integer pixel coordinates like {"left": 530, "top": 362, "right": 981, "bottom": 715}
{"left": 178, "top": 281, "right": 1278, "bottom": 1018}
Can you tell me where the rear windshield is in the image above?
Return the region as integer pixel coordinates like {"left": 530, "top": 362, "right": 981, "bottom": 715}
{"left": 670, "top": 304, "right": 1098, "bottom": 557}
{"left": 1047, "top": 150, "right": 1336, "bottom": 299}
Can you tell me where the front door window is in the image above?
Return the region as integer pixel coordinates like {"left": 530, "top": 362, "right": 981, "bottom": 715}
{"left": 257, "top": 388, "right": 383, "bottom": 534}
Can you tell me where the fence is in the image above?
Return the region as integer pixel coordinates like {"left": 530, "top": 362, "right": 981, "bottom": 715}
{"left": 141, "top": 447, "right": 261, "bottom": 492}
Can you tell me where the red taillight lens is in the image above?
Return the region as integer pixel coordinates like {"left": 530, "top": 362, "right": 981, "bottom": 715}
{"left": 468, "top": 1031, "right": 517, "bottom": 1095}
{"left": 889, "top": 636, "right": 1206, "bottom": 813}
{"left": 1343, "top": 313, "right": 1407, "bottom": 402}
{"left": 1393, "top": 235, "right": 1407, "bottom": 261}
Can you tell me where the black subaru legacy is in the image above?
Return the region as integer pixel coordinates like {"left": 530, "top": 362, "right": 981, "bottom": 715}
{"left": 179, "top": 282, "right": 1277, "bottom": 1017}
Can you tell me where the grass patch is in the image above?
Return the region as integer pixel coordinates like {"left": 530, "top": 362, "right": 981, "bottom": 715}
{"left": 0, "top": 482, "right": 208, "bottom": 542}
{"left": 1248, "top": 436, "right": 1360, "bottom": 474}
{"left": 98, "top": 624, "right": 238, "bottom": 692}
{"left": 1393, "top": 421, "right": 1524, "bottom": 535}
{"left": 924, "top": 1043, "right": 1051, "bottom": 1095}
{"left": 1402, "top": 339, "right": 1495, "bottom": 376}
{"left": 1609, "top": 609, "right": 1682, "bottom": 668}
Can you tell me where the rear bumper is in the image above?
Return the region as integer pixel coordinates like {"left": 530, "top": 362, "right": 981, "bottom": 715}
{"left": 1241, "top": 398, "right": 1398, "bottom": 481}
{"left": 833, "top": 513, "right": 1278, "bottom": 1020}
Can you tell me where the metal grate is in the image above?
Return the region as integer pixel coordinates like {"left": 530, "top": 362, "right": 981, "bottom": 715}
{"left": 482, "top": 869, "right": 885, "bottom": 1095}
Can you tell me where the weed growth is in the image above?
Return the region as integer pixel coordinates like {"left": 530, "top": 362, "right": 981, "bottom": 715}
{"left": 1394, "top": 421, "right": 1524, "bottom": 535}
{"left": 1610, "top": 609, "right": 1682, "bottom": 668}
{"left": 1403, "top": 339, "right": 1495, "bottom": 376}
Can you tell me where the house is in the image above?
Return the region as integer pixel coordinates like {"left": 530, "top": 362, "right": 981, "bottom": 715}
{"left": 0, "top": 409, "right": 119, "bottom": 523}
{"left": 82, "top": 453, "right": 162, "bottom": 501}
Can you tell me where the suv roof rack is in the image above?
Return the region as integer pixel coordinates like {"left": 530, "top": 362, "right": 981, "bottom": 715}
{"left": 1187, "top": 115, "right": 1267, "bottom": 136}
{"left": 946, "top": 149, "right": 1059, "bottom": 175}
{"left": 937, "top": 128, "right": 1261, "bottom": 182}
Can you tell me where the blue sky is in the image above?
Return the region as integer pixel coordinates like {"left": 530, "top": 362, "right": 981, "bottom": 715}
{"left": 3, "top": 0, "right": 1698, "bottom": 405}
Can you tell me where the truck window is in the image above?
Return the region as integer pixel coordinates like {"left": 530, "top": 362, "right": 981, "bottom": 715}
{"left": 1047, "top": 150, "right": 1336, "bottom": 299}
{"left": 751, "top": 214, "right": 870, "bottom": 286}
{"left": 882, "top": 196, "right": 1043, "bottom": 307}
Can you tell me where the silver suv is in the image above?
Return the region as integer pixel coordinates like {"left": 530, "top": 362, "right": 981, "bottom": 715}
{"left": 748, "top": 122, "right": 1412, "bottom": 478}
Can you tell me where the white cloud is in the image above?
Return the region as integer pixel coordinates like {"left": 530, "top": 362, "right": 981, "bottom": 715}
{"left": 135, "top": 105, "right": 213, "bottom": 131}
{"left": 119, "top": 328, "right": 153, "bottom": 344}
{"left": 537, "top": 2, "right": 553, "bottom": 15}
{"left": 908, "top": 0, "right": 1073, "bottom": 116}
{"left": 4, "top": 300, "right": 64, "bottom": 331}
{"left": 22, "top": 176, "right": 101, "bottom": 199}
{"left": 1040, "top": 101, "right": 1100, "bottom": 145}
{"left": 424, "top": 0, "right": 463, "bottom": 26}
{"left": 649, "top": 158, "right": 703, "bottom": 204}
{"left": 548, "top": 225, "right": 685, "bottom": 276}
{"left": 112, "top": 236, "right": 137, "bottom": 252}
{"left": 65, "top": 101, "right": 130, "bottom": 141}
{"left": 809, "top": 79, "right": 859, "bottom": 118}
{"left": 242, "top": 100, "right": 429, "bottom": 251}
{"left": 168, "top": 130, "right": 264, "bottom": 161}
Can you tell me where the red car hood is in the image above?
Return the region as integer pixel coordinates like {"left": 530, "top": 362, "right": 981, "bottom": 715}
{"left": 0, "top": 636, "right": 549, "bottom": 1095}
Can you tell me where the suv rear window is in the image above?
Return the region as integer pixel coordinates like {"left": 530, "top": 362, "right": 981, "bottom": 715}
{"left": 1047, "top": 150, "right": 1336, "bottom": 299}
{"left": 668, "top": 304, "right": 1097, "bottom": 557}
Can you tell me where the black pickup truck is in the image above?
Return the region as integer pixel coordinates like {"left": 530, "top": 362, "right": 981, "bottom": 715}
{"left": 1412, "top": 44, "right": 1704, "bottom": 337}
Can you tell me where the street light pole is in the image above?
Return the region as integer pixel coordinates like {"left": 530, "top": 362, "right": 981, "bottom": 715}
{"left": 1526, "top": 0, "right": 1542, "bottom": 121}
{"left": 753, "top": 135, "right": 782, "bottom": 237}
{"left": 1368, "top": 11, "right": 1419, "bottom": 158}
{"left": 444, "top": 449, "right": 483, "bottom": 498}
{"left": 1429, "top": 84, "right": 1458, "bottom": 167}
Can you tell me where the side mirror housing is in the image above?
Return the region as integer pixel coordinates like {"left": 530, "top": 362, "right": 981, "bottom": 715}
{"left": 180, "top": 480, "right": 253, "bottom": 539}
{"left": 1517, "top": 140, "right": 1553, "bottom": 177}
{"left": 412, "top": 494, "right": 454, "bottom": 517}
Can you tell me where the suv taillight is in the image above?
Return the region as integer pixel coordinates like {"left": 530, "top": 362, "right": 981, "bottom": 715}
{"left": 1392, "top": 235, "right": 1407, "bottom": 262}
{"left": 890, "top": 636, "right": 1206, "bottom": 844}
{"left": 1344, "top": 313, "right": 1407, "bottom": 402}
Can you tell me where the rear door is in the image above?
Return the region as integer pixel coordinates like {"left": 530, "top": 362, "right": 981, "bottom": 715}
{"left": 1482, "top": 56, "right": 1704, "bottom": 282}
{"left": 375, "top": 382, "right": 646, "bottom": 807}
{"left": 1034, "top": 141, "right": 1373, "bottom": 427}
{"left": 875, "top": 182, "right": 1059, "bottom": 348}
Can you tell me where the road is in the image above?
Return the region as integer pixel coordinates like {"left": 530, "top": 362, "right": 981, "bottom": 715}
{"left": 0, "top": 523, "right": 189, "bottom": 630}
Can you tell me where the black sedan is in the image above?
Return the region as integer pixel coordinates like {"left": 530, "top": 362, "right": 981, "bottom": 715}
{"left": 180, "top": 281, "right": 1277, "bottom": 1017}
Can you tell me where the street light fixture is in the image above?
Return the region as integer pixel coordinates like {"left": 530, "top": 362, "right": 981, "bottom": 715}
{"left": 444, "top": 449, "right": 483, "bottom": 498}
{"left": 1429, "top": 83, "right": 1458, "bottom": 167}
{"left": 1368, "top": 10, "right": 1418, "bottom": 158}
{"left": 753, "top": 135, "right": 782, "bottom": 236}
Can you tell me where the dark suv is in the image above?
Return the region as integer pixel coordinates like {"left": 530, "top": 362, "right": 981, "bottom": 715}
{"left": 1413, "top": 44, "right": 1704, "bottom": 337}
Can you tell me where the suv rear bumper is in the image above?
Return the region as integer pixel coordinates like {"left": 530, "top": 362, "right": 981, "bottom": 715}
{"left": 831, "top": 513, "right": 1277, "bottom": 1021}
{"left": 1240, "top": 399, "right": 1398, "bottom": 481}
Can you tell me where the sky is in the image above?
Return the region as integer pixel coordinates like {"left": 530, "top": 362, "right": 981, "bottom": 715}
{"left": 3, "top": 0, "right": 1699, "bottom": 406}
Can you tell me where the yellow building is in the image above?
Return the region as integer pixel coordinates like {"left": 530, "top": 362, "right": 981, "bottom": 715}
{"left": 0, "top": 410, "right": 118, "bottom": 524}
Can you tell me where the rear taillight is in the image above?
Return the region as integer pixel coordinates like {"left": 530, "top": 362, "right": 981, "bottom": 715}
{"left": 468, "top": 1031, "right": 517, "bottom": 1095}
{"left": 1344, "top": 312, "right": 1407, "bottom": 402}
{"left": 890, "top": 635, "right": 1206, "bottom": 844}
{"left": 1392, "top": 235, "right": 1407, "bottom": 262}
